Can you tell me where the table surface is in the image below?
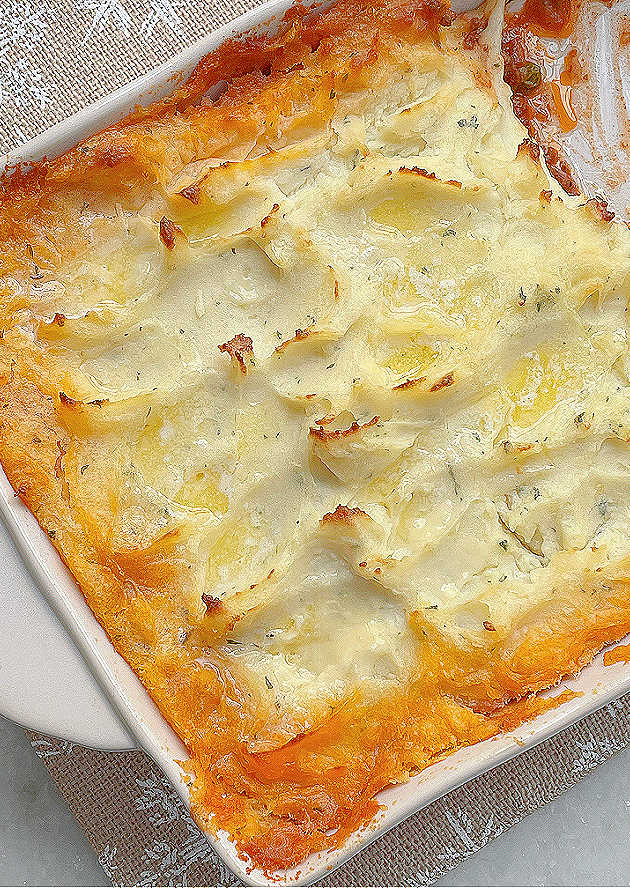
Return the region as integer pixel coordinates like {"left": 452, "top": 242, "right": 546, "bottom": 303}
{"left": 2, "top": 714, "right": 630, "bottom": 886}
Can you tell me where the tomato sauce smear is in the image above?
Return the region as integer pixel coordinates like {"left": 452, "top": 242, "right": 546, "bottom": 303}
{"left": 502, "top": 0, "right": 584, "bottom": 194}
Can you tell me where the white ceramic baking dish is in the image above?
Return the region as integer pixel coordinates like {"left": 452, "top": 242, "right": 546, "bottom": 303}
{"left": 3, "top": 1, "right": 630, "bottom": 884}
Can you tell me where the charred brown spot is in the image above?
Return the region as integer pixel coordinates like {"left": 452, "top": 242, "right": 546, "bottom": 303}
{"left": 51, "top": 312, "right": 66, "bottom": 326}
{"left": 159, "top": 216, "right": 183, "bottom": 250}
{"left": 261, "top": 203, "right": 280, "bottom": 227}
{"left": 13, "top": 482, "right": 28, "bottom": 502}
{"left": 59, "top": 391, "right": 78, "bottom": 408}
{"left": 586, "top": 197, "right": 615, "bottom": 223}
{"left": 399, "top": 167, "right": 461, "bottom": 188}
{"left": 218, "top": 333, "right": 254, "bottom": 374}
{"left": 541, "top": 144, "right": 580, "bottom": 196}
{"left": 483, "top": 620, "right": 496, "bottom": 631}
{"left": 315, "top": 412, "right": 336, "bottom": 426}
{"left": 310, "top": 415, "right": 379, "bottom": 442}
{"left": 321, "top": 504, "right": 370, "bottom": 525}
{"left": 430, "top": 372, "right": 454, "bottom": 392}
{"left": 334, "top": 280, "right": 339, "bottom": 301}
{"left": 517, "top": 138, "right": 540, "bottom": 162}
{"left": 202, "top": 593, "right": 222, "bottom": 613}
{"left": 393, "top": 376, "right": 426, "bottom": 391}
{"left": 400, "top": 166, "right": 437, "bottom": 180}
{"left": 539, "top": 189, "right": 552, "bottom": 203}
{"left": 274, "top": 327, "right": 314, "bottom": 354}
{"left": 59, "top": 392, "right": 107, "bottom": 409}
{"left": 179, "top": 184, "right": 201, "bottom": 204}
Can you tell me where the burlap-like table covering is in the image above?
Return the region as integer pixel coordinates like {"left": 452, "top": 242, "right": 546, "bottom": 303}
{"left": 26, "top": 698, "right": 630, "bottom": 885}
{"left": 3, "top": 1, "right": 630, "bottom": 884}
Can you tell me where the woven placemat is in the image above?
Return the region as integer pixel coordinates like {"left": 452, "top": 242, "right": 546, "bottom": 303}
{"left": 4, "top": 1, "right": 630, "bottom": 884}
{"left": 26, "top": 696, "right": 630, "bottom": 886}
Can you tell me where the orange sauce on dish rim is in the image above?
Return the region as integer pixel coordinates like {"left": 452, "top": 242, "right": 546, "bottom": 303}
{"left": 510, "top": 0, "right": 576, "bottom": 39}
{"left": 550, "top": 47, "right": 581, "bottom": 132}
{"left": 551, "top": 81, "right": 577, "bottom": 132}
{"left": 503, "top": 0, "right": 583, "bottom": 175}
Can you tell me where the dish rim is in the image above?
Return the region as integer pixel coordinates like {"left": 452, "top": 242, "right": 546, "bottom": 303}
{"left": 2, "top": 1, "right": 630, "bottom": 884}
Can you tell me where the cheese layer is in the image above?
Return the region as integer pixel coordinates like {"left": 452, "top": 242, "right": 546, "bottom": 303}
{"left": 2, "top": 0, "right": 630, "bottom": 872}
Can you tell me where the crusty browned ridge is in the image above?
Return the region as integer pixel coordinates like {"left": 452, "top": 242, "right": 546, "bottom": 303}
{"left": 218, "top": 333, "right": 255, "bottom": 374}
{"left": 1, "top": 0, "right": 630, "bottom": 877}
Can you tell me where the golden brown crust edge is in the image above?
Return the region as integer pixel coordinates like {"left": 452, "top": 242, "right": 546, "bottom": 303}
{"left": 2, "top": 346, "right": 630, "bottom": 871}
{"left": 1, "top": 0, "right": 630, "bottom": 873}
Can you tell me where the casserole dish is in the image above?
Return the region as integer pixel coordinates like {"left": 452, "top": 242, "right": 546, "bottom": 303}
{"left": 3, "top": 0, "right": 630, "bottom": 883}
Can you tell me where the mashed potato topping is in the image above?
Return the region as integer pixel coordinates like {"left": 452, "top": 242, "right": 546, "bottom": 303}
{"left": 2, "top": 0, "right": 630, "bottom": 871}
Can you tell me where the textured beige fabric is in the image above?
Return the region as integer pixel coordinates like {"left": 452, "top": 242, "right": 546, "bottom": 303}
{"left": 27, "top": 696, "right": 630, "bottom": 886}
{"left": 0, "top": 0, "right": 270, "bottom": 153}
{"left": 5, "top": 1, "right": 630, "bottom": 885}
